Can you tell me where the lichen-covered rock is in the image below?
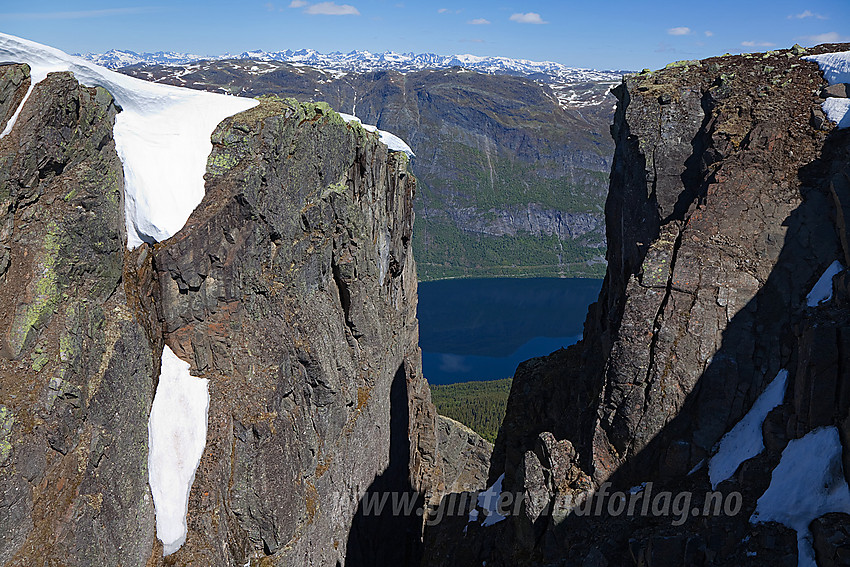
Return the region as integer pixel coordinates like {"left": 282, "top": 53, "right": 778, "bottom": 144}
{"left": 0, "top": 72, "right": 440, "bottom": 567}
{"left": 0, "top": 71, "right": 157, "bottom": 567}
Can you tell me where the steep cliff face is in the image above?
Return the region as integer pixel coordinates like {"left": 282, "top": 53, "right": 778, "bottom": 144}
{"left": 0, "top": 61, "right": 438, "bottom": 566}
{"left": 430, "top": 44, "right": 850, "bottom": 566}
{"left": 148, "top": 98, "right": 437, "bottom": 565}
{"left": 0, "top": 67, "right": 158, "bottom": 566}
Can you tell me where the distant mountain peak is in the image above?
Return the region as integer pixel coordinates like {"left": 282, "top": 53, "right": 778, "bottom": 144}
{"left": 79, "top": 48, "right": 628, "bottom": 85}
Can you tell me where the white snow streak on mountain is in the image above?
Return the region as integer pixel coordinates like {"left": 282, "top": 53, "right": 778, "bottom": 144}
{"left": 148, "top": 346, "right": 209, "bottom": 556}
{"left": 0, "top": 32, "right": 258, "bottom": 248}
{"left": 751, "top": 427, "right": 850, "bottom": 567}
{"left": 708, "top": 369, "right": 788, "bottom": 489}
{"left": 339, "top": 112, "right": 415, "bottom": 157}
{"left": 807, "top": 260, "right": 844, "bottom": 307}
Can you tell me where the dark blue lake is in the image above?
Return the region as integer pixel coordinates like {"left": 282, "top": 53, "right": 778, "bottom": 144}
{"left": 418, "top": 277, "right": 603, "bottom": 385}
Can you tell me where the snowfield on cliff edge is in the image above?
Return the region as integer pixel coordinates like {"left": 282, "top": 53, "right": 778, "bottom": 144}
{"left": 0, "top": 32, "right": 414, "bottom": 247}
{"left": 0, "top": 32, "right": 259, "bottom": 248}
{"left": 0, "top": 32, "right": 235, "bottom": 556}
{"left": 0, "top": 31, "right": 417, "bottom": 557}
{"left": 805, "top": 50, "right": 850, "bottom": 129}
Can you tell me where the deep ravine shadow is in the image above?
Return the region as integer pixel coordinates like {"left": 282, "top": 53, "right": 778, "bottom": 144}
{"left": 345, "top": 364, "right": 424, "bottom": 567}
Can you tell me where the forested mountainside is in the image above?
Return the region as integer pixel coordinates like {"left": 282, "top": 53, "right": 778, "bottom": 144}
{"left": 119, "top": 60, "right": 617, "bottom": 279}
{"left": 431, "top": 379, "right": 512, "bottom": 443}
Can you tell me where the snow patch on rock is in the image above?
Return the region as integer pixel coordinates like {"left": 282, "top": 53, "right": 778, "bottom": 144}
{"left": 805, "top": 51, "right": 850, "bottom": 85}
{"left": 807, "top": 260, "right": 843, "bottom": 307}
{"left": 709, "top": 369, "right": 788, "bottom": 489}
{"left": 751, "top": 427, "right": 850, "bottom": 567}
{"left": 339, "top": 112, "right": 414, "bottom": 157}
{"left": 805, "top": 51, "right": 850, "bottom": 129}
{"left": 822, "top": 97, "right": 850, "bottom": 129}
{"left": 148, "top": 346, "right": 210, "bottom": 556}
{"left": 0, "top": 32, "right": 258, "bottom": 247}
{"left": 470, "top": 473, "right": 507, "bottom": 527}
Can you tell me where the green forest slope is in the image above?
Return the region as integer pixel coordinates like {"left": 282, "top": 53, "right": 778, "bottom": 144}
{"left": 430, "top": 379, "right": 512, "bottom": 443}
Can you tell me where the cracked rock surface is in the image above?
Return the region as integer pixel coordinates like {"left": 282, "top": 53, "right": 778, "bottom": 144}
{"left": 0, "top": 67, "right": 157, "bottom": 567}
{"left": 0, "top": 66, "right": 440, "bottom": 566}
{"left": 426, "top": 43, "right": 850, "bottom": 567}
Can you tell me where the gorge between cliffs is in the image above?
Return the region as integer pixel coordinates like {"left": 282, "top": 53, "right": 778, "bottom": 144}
{"left": 1, "top": 32, "right": 850, "bottom": 567}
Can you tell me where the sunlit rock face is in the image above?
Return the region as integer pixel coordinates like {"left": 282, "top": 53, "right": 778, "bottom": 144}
{"left": 0, "top": 44, "right": 440, "bottom": 565}
{"left": 148, "top": 97, "right": 438, "bottom": 566}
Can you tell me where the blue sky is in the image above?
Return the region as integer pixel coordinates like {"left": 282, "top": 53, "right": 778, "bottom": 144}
{"left": 1, "top": 0, "right": 848, "bottom": 70}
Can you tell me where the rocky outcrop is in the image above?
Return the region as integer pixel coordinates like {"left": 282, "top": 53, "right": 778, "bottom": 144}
{"left": 436, "top": 416, "right": 492, "bottom": 495}
{"left": 0, "top": 65, "right": 439, "bottom": 566}
{"left": 149, "top": 98, "right": 437, "bottom": 565}
{"left": 121, "top": 63, "right": 615, "bottom": 280}
{"left": 427, "top": 43, "right": 850, "bottom": 565}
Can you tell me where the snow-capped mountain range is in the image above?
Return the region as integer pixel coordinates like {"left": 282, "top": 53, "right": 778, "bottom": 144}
{"left": 79, "top": 48, "right": 628, "bottom": 85}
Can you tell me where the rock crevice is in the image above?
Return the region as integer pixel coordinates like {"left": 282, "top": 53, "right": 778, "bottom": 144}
{"left": 428, "top": 43, "right": 850, "bottom": 567}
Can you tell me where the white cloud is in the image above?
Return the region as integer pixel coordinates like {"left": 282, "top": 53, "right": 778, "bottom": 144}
{"left": 304, "top": 1, "right": 359, "bottom": 15}
{"left": 788, "top": 10, "right": 827, "bottom": 20}
{"left": 468, "top": 18, "right": 490, "bottom": 25}
{"left": 801, "top": 32, "right": 850, "bottom": 44}
{"left": 741, "top": 40, "right": 776, "bottom": 47}
{"left": 438, "top": 7, "right": 449, "bottom": 13}
{"left": 438, "top": 7, "right": 461, "bottom": 14}
{"left": 288, "top": 0, "right": 308, "bottom": 6}
{"left": 510, "top": 12, "right": 547, "bottom": 24}
{"left": 704, "top": 30, "right": 714, "bottom": 37}
{"left": 667, "top": 27, "right": 692, "bottom": 36}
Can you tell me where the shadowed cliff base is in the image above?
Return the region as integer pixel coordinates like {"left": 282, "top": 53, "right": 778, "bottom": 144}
{"left": 345, "top": 364, "right": 424, "bottom": 567}
{"left": 525, "top": 101, "right": 850, "bottom": 567}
